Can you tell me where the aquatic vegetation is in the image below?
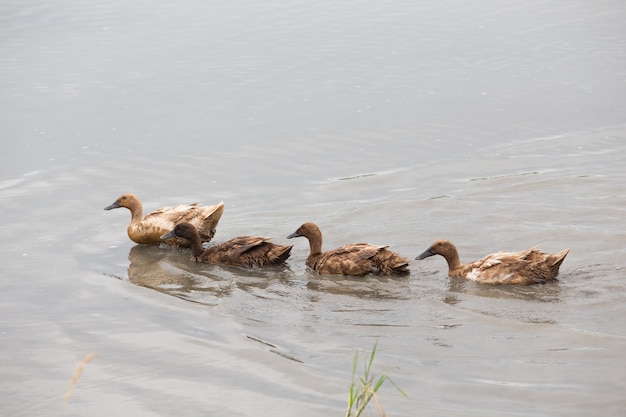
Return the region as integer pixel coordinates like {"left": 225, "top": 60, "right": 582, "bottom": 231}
{"left": 345, "top": 341, "right": 406, "bottom": 417}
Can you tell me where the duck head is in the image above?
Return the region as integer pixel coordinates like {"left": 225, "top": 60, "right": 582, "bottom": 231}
{"left": 287, "top": 222, "right": 321, "bottom": 240}
{"left": 104, "top": 193, "right": 140, "bottom": 211}
{"left": 416, "top": 239, "right": 458, "bottom": 260}
{"left": 160, "top": 222, "right": 197, "bottom": 241}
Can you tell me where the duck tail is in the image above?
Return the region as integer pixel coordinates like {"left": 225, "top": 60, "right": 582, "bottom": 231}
{"left": 274, "top": 245, "right": 293, "bottom": 264}
{"left": 548, "top": 249, "right": 569, "bottom": 276}
{"left": 205, "top": 201, "right": 225, "bottom": 220}
{"left": 391, "top": 259, "right": 411, "bottom": 275}
{"left": 197, "top": 202, "right": 225, "bottom": 243}
{"left": 377, "top": 251, "right": 410, "bottom": 275}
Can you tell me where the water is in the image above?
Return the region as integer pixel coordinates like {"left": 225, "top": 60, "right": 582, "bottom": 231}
{"left": 1, "top": 1, "right": 625, "bottom": 416}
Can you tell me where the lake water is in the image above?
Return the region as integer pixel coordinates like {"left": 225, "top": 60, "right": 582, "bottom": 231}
{"left": 1, "top": 1, "right": 625, "bottom": 416}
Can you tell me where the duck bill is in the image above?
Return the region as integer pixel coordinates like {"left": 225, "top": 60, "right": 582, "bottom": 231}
{"left": 160, "top": 230, "right": 176, "bottom": 240}
{"left": 286, "top": 232, "right": 301, "bottom": 239}
{"left": 104, "top": 201, "right": 121, "bottom": 210}
{"left": 416, "top": 248, "right": 435, "bottom": 260}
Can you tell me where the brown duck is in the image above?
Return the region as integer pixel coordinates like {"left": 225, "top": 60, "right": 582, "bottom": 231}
{"left": 161, "top": 222, "right": 292, "bottom": 268}
{"left": 104, "top": 193, "right": 224, "bottom": 247}
{"left": 287, "top": 222, "right": 410, "bottom": 276}
{"left": 416, "top": 239, "right": 569, "bottom": 285}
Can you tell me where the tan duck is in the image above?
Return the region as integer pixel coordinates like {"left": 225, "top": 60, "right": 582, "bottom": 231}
{"left": 416, "top": 239, "right": 569, "bottom": 285}
{"left": 161, "top": 222, "right": 292, "bottom": 268}
{"left": 104, "top": 193, "right": 224, "bottom": 247}
{"left": 287, "top": 222, "right": 410, "bottom": 276}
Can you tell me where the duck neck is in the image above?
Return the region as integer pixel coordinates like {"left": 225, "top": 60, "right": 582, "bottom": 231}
{"left": 443, "top": 250, "right": 462, "bottom": 272}
{"left": 128, "top": 201, "right": 144, "bottom": 224}
{"left": 306, "top": 233, "right": 323, "bottom": 262}
{"left": 188, "top": 233, "right": 204, "bottom": 258}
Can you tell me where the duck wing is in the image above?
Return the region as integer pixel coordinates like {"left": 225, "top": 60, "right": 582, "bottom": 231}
{"left": 462, "top": 249, "right": 555, "bottom": 285}
{"left": 202, "top": 236, "right": 291, "bottom": 267}
{"left": 312, "top": 244, "right": 386, "bottom": 276}
{"left": 138, "top": 204, "right": 197, "bottom": 237}
{"left": 145, "top": 203, "right": 199, "bottom": 223}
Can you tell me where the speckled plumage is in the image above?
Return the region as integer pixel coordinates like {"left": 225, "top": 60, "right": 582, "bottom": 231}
{"left": 416, "top": 239, "right": 569, "bottom": 285}
{"left": 161, "top": 222, "right": 292, "bottom": 268}
{"left": 104, "top": 193, "right": 224, "bottom": 247}
{"left": 287, "top": 222, "right": 410, "bottom": 276}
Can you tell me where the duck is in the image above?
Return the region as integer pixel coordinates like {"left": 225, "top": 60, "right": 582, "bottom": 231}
{"left": 415, "top": 239, "right": 569, "bottom": 285}
{"left": 161, "top": 222, "right": 293, "bottom": 268}
{"left": 104, "top": 193, "right": 224, "bottom": 247}
{"left": 287, "top": 222, "right": 410, "bottom": 276}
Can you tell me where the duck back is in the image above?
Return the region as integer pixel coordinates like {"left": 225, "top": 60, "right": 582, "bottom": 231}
{"left": 201, "top": 236, "right": 293, "bottom": 268}
{"left": 436, "top": 244, "right": 569, "bottom": 285}
{"left": 310, "top": 243, "right": 410, "bottom": 276}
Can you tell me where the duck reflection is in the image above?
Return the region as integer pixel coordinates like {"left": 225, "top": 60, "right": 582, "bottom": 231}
{"left": 127, "top": 245, "right": 232, "bottom": 304}
{"left": 305, "top": 271, "right": 414, "bottom": 301}
{"left": 440, "top": 273, "right": 564, "bottom": 325}
{"left": 444, "top": 275, "right": 563, "bottom": 304}
{"left": 126, "top": 245, "right": 294, "bottom": 304}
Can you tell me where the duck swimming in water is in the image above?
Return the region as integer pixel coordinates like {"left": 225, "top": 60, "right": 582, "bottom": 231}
{"left": 416, "top": 239, "right": 569, "bottom": 285}
{"left": 161, "top": 222, "right": 292, "bottom": 268}
{"left": 287, "top": 222, "right": 410, "bottom": 276}
{"left": 104, "top": 193, "right": 224, "bottom": 247}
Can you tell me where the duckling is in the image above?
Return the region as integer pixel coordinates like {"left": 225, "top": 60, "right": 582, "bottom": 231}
{"left": 161, "top": 222, "right": 292, "bottom": 268}
{"left": 416, "top": 239, "right": 569, "bottom": 285}
{"left": 287, "top": 222, "right": 410, "bottom": 276}
{"left": 104, "top": 193, "right": 224, "bottom": 247}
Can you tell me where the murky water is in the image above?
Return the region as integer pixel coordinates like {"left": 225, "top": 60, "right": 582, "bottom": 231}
{"left": 1, "top": 1, "right": 625, "bottom": 416}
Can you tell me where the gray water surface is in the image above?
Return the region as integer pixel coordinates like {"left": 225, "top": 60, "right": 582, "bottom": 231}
{"left": 1, "top": 1, "right": 625, "bottom": 416}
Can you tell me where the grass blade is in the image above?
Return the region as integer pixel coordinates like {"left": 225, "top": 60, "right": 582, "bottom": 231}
{"left": 344, "top": 341, "right": 405, "bottom": 417}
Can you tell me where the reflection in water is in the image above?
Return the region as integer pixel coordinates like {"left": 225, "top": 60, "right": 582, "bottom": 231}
{"left": 305, "top": 271, "right": 413, "bottom": 301}
{"left": 445, "top": 276, "right": 562, "bottom": 303}
{"left": 127, "top": 245, "right": 232, "bottom": 305}
{"left": 126, "top": 245, "right": 295, "bottom": 305}
{"left": 127, "top": 244, "right": 415, "bottom": 304}
{"left": 440, "top": 275, "right": 564, "bottom": 325}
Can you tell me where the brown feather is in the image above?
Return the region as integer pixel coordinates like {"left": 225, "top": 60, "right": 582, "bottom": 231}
{"left": 287, "top": 222, "right": 410, "bottom": 276}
